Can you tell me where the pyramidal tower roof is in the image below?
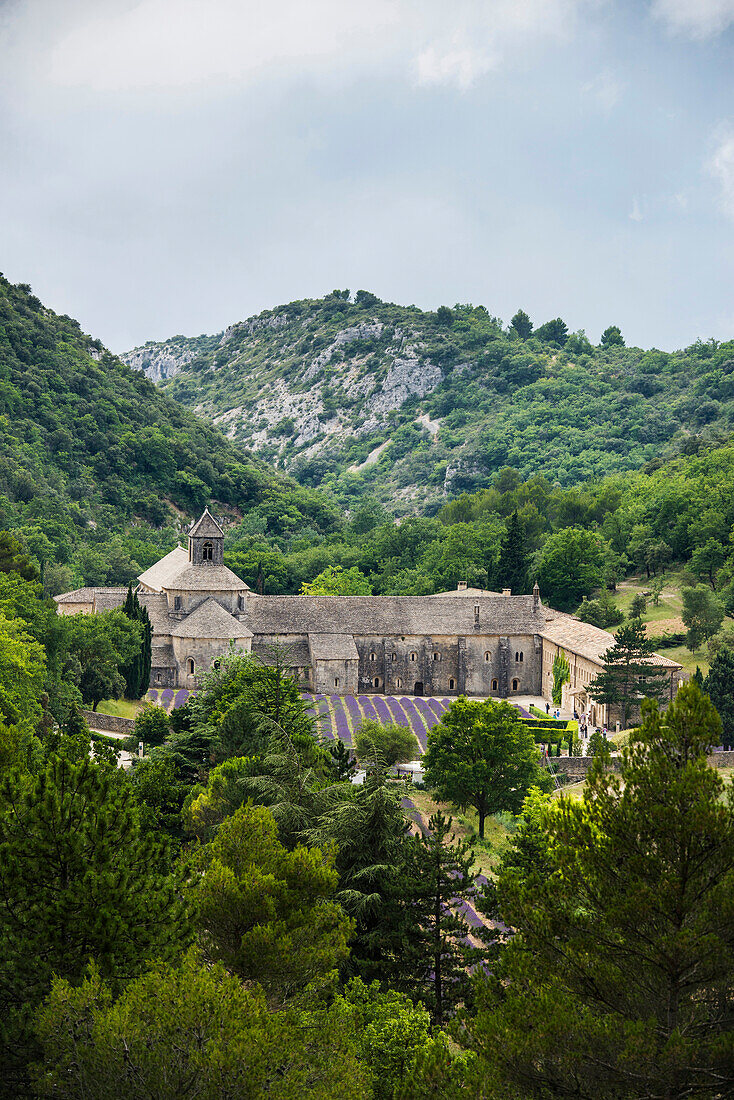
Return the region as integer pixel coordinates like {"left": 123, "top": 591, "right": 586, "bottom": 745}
{"left": 188, "top": 507, "right": 224, "bottom": 539}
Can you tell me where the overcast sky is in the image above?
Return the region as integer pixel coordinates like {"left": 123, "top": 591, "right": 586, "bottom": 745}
{"left": 1, "top": 0, "right": 734, "bottom": 352}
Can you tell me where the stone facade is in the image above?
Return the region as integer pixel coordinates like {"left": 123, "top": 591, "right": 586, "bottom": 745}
{"left": 55, "top": 510, "right": 683, "bottom": 709}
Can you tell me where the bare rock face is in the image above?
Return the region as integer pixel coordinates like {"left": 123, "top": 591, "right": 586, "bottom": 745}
{"left": 123, "top": 340, "right": 204, "bottom": 382}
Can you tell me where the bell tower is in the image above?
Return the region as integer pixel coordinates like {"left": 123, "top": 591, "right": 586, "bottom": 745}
{"left": 188, "top": 507, "right": 224, "bottom": 566}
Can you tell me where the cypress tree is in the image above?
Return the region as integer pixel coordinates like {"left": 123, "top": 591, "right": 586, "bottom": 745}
{"left": 704, "top": 643, "right": 734, "bottom": 750}
{"left": 496, "top": 511, "right": 529, "bottom": 594}
{"left": 120, "top": 585, "right": 151, "bottom": 699}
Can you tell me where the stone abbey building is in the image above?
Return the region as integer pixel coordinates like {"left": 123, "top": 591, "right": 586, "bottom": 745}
{"left": 56, "top": 509, "right": 682, "bottom": 723}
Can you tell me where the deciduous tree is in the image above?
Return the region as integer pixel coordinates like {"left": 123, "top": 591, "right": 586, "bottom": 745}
{"left": 423, "top": 697, "right": 550, "bottom": 839}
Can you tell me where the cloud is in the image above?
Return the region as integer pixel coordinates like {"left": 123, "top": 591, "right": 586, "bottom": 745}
{"left": 581, "top": 70, "right": 623, "bottom": 112}
{"left": 650, "top": 0, "right": 734, "bottom": 38}
{"left": 1, "top": 0, "right": 598, "bottom": 96}
{"left": 708, "top": 127, "right": 734, "bottom": 220}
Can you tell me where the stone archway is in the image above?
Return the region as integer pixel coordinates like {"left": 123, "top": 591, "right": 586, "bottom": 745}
{"left": 413, "top": 681, "right": 424, "bottom": 697}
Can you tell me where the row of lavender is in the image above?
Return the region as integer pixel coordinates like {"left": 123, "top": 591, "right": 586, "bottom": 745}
{"left": 301, "top": 693, "right": 462, "bottom": 753}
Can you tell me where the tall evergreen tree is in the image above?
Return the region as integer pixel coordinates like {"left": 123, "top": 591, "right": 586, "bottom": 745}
{"left": 306, "top": 766, "right": 412, "bottom": 984}
{"left": 119, "top": 584, "right": 151, "bottom": 699}
{"left": 704, "top": 643, "right": 734, "bottom": 750}
{"left": 509, "top": 309, "right": 533, "bottom": 340}
{"left": 0, "top": 755, "right": 190, "bottom": 1094}
{"left": 496, "top": 510, "right": 529, "bottom": 594}
{"left": 587, "top": 618, "right": 671, "bottom": 728}
{"left": 405, "top": 812, "right": 487, "bottom": 1026}
{"left": 466, "top": 682, "right": 734, "bottom": 1100}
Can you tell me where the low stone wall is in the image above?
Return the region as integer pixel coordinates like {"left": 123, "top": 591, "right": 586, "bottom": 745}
{"left": 83, "top": 711, "right": 136, "bottom": 735}
{"left": 552, "top": 750, "right": 734, "bottom": 781}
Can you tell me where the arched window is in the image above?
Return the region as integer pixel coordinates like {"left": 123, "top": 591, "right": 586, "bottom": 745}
{"left": 374, "top": 677, "right": 381, "bottom": 689}
{"left": 433, "top": 652, "right": 441, "bottom": 661}
{"left": 449, "top": 678, "right": 455, "bottom": 690}
{"left": 410, "top": 652, "right": 417, "bottom": 662}
{"left": 512, "top": 678, "right": 519, "bottom": 691}
{"left": 519, "top": 651, "right": 524, "bottom": 662}
{"left": 484, "top": 651, "right": 490, "bottom": 662}
{"left": 187, "top": 657, "right": 195, "bottom": 675}
{"left": 202, "top": 541, "right": 213, "bottom": 561}
{"left": 334, "top": 676, "right": 340, "bottom": 687}
{"left": 391, "top": 652, "right": 397, "bottom": 661}
{"left": 370, "top": 651, "right": 376, "bottom": 662}
{"left": 515, "top": 651, "right": 524, "bottom": 663}
{"left": 492, "top": 678, "right": 498, "bottom": 692}
{"left": 396, "top": 677, "right": 402, "bottom": 689}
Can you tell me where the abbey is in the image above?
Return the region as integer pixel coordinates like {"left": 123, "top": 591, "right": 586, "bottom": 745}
{"left": 56, "top": 508, "right": 682, "bottom": 722}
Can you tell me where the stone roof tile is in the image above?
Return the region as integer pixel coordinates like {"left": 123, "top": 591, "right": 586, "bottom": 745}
{"left": 138, "top": 546, "right": 189, "bottom": 592}
{"left": 245, "top": 594, "right": 542, "bottom": 636}
{"left": 188, "top": 508, "right": 224, "bottom": 539}
{"left": 171, "top": 598, "right": 253, "bottom": 639}
{"left": 168, "top": 564, "right": 249, "bottom": 593}
{"left": 309, "top": 633, "right": 359, "bottom": 661}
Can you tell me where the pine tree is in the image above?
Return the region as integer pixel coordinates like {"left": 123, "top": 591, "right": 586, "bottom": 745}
{"left": 496, "top": 511, "right": 529, "bottom": 594}
{"left": 466, "top": 682, "right": 734, "bottom": 1099}
{"left": 0, "top": 755, "right": 190, "bottom": 1093}
{"left": 406, "top": 812, "right": 487, "bottom": 1026}
{"left": 306, "top": 766, "right": 412, "bottom": 984}
{"left": 704, "top": 643, "right": 734, "bottom": 749}
{"left": 587, "top": 618, "right": 671, "bottom": 728}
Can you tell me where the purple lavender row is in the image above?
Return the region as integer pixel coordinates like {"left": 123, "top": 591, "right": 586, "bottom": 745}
{"left": 357, "top": 695, "right": 380, "bottom": 722}
{"left": 399, "top": 697, "right": 428, "bottom": 752}
{"left": 330, "top": 694, "right": 352, "bottom": 747}
{"left": 345, "top": 694, "right": 364, "bottom": 734}
{"left": 173, "top": 688, "right": 190, "bottom": 709}
{"left": 414, "top": 697, "right": 440, "bottom": 729}
{"left": 384, "top": 696, "right": 411, "bottom": 728}
{"left": 312, "top": 694, "right": 334, "bottom": 741}
{"left": 427, "top": 697, "right": 446, "bottom": 719}
{"left": 372, "top": 696, "right": 393, "bottom": 726}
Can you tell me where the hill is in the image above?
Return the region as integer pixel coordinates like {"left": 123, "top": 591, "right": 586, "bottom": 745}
{"left": 0, "top": 276, "right": 342, "bottom": 591}
{"left": 123, "top": 291, "right": 734, "bottom": 513}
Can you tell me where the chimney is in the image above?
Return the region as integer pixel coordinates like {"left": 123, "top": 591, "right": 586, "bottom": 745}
{"left": 533, "top": 581, "right": 540, "bottom": 611}
{"left": 502, "top": 588, "right": 511, "bottom": 597}
{"left": 457, "top": 581, "right": 468, "bottom": 591}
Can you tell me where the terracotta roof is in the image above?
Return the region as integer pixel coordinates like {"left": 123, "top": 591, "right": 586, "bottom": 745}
{"left": 166, "top": 564, "right": 249, "bottom": 593}
{"left": 171, "top": 598, "right": 253, "bottom": 639}
{"left": 188, "top": 508, "right": 224, "bottom": 539}
{"left": 541, "top": 612, "right": 681, "bottom": 669}
{"left": 245, "top": 594, "right": 543, "bottom": 636}
{"left": 137, "top": 546, "right": 189, "bottom": 592}
{"left": 309, "top": 633, "right": 359, "bottom": 661}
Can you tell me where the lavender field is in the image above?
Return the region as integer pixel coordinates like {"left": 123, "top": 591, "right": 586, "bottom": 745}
{"left": 146, "top": 687, "right": 192, "bottom": 711}
{"left": 303, "top": 693, "right": 456, "bottom": 754}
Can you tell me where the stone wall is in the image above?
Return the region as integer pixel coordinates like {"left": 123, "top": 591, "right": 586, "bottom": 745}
{"left": 552, "top": 749, "right": 734, "bottom": 781}
{"left": 82, "top": 711, "right": 136, "bottom": 734}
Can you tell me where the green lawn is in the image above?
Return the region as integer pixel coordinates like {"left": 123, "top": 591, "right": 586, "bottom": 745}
{"left": 613, "top": 570, "right": 709, "bottom": 676}
{"left": 408, "top": 788, "right": 515, "bottom": 879}
{"left": 95, "top": 698, "right": 144, "bottom": 719}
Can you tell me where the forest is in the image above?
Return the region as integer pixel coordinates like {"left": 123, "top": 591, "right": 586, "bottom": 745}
{"left": 1, "top": 532, "right": 733, "bottom": 1097}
